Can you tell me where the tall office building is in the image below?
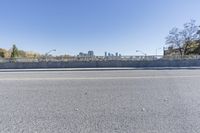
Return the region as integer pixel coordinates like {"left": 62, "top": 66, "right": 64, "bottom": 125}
{"left": 88, "top": 51, "right": 94, "bottom": 57}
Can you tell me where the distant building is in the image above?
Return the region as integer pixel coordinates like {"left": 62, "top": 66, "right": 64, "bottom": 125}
{"left": 88, "top": 51, "right": 94, "bottom": 57}
{"left": 164, "top": 47, "right": 181, "bottom": 56}
{"left": 164, "top": 40, "right": 200, "bottom": 56}
{"left": 105, "top": 52, "right": 122, "bottom": 58}
{"left": 78, "top": 51, "right": 95, "bottom": 57}
{"left": 104, "top": 52, "right": 107, "bottom": 57}
{"left": 78, "top": 52, "right": 87, "bottom": 57}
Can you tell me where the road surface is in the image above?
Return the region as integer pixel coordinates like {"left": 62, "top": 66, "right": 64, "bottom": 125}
{"left": 0, "top": 69, "right": 200, "bottom": 133}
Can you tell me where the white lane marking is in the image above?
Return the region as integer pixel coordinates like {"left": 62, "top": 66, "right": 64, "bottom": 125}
{"left": 0, "top": 75, "right": 200, "bottom": 81}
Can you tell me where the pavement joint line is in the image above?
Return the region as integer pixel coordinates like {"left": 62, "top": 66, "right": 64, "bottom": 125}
{"left": 1, "top": 67, "right": 200, "bottom": 73}
{"left": 1, "top": 75, "right": 200, "bottom": 81}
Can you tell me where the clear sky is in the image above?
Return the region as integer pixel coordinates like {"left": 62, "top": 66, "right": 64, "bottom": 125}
{"left": 0, "top": 0, "right": 200, "bottom": 55}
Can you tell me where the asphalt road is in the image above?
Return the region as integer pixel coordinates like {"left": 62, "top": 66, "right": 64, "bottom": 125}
{"left": 0, "top": 69, "right": 200, "bottom": 133}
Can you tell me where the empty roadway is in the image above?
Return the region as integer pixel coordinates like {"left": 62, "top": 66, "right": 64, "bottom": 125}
{"left": 0, "top": 69, "right": 200, "bottom": 133}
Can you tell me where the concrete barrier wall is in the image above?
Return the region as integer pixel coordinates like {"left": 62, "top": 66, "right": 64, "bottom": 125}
{"left": 1, "top": 59, "right": 200, "bottom": 69}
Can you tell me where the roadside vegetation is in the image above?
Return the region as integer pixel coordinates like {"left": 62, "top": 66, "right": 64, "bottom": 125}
{"left": 0, "top": 45, "right": 39, "bottom": 59}
{"left": 165, "top": 20, "right": 200, "bottom": 56}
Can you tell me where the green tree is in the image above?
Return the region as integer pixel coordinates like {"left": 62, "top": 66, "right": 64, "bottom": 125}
{"left": 11, "top": 44, "right": 19, "bottom": 58}
{"left": 0, "top": 51, "right": 5, "bottom": 58}
{"left": 0, "top": 48, "right": 5, "bottom": 58}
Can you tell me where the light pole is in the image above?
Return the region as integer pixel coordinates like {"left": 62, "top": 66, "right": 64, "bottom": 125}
{"left": 156, "top": 47, "right": 162, "bottom": 58}
{"left": 45, "top": 49, "right": 56, "bottom": 61}
{"left": 136, "top": 50, "right": 147, "bottom": 60}
{"left": 136, "top": 50, "right": 146, "bottom": 56}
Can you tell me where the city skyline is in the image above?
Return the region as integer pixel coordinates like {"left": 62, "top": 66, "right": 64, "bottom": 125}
{"left": 0, "top": 0, "right": 200, "bottom": 56}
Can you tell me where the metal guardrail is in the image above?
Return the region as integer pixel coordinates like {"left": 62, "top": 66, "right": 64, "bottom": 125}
{"left": 1, "top": 55, "right": 200, "bottom": 63}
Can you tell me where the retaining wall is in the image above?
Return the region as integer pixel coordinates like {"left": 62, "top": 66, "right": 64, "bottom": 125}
{"left": 1, "top": 59, "right": 200, "bottom": 69}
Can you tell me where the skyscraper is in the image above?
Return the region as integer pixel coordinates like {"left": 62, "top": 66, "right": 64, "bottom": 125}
{"left": 88, "top": 51, "right": 94, "bottom": 57}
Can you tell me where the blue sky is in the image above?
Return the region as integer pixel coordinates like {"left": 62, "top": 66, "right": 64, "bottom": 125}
{"left": 0, "top": 0, "right": 200, "bottom": 55}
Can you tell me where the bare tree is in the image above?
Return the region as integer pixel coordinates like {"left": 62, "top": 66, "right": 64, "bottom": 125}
{"left": 180, "top": 20, "right": 200, "bottom": 55}
{"left": 166, "top": 20, "right": 200, "bottom": 56}
{"left": 166, "top": 28, "right": 183, "bottom": 56}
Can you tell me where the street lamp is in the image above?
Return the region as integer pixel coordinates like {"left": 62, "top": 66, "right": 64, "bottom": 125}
{"left": 45, "top": 49, "right": 56, "bottom": 56}
{"left": 156, "top": 47, "right": 162, "bottom": 58}
{"left": 136, "top": 50, "right": 146, "bottom": 56}
{"left": 45, "top": 49, "right": 56, "bottom": 61}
